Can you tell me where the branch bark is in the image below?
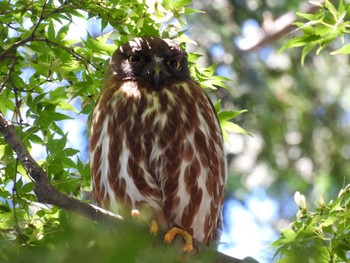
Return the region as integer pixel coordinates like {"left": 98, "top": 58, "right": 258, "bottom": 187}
{"left": 0, "top": 111, "right": 258, "bottom": 263}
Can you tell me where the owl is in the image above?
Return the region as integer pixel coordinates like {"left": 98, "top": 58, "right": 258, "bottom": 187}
{"left": 89, "top": 36, "right": 226, "bottom": 250}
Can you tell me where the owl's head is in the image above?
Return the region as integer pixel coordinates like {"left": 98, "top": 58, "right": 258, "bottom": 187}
{"left": 109, "top": 37, "right": 191, "bottom": 89}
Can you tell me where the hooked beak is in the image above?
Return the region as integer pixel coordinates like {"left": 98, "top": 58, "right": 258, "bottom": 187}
{"left": 152, "top": 63, "right": 161, "bottom": 88}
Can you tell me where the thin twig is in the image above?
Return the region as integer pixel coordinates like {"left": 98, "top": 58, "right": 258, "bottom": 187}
{"left": 0, "top": 56, "right": 17, "bottom": 94}
{"left": 10, "top": 81, "right": 27, "bottom": 244}
{"left": 12, "top": 80, "right": 24, "bottom": 124}
{"left": 12, "top": 158, "right": 27, "bottom": 244}
{"left": 42, "top": 1, "right": 73, "bottom": 19}
{"left": 33, "top": 37, "right": 100, "bottom": 70}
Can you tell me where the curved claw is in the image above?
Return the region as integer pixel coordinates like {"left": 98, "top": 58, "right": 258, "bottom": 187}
{"left": 150, "top": 220, "right": 159, "bottom": 235}
{"left": 164, "top": 227, "right": 193, "bottom": 252}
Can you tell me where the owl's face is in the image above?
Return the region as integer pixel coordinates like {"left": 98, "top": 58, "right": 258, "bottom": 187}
{"left": 110, "top": 37, "right": 191, "bottom": 89}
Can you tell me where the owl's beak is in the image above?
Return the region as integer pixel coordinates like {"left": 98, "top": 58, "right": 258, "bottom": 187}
{"left": 152, "top": 63, "right": 161, "bottom": 87}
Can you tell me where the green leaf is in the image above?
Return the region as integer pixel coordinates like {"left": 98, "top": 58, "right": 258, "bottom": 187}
{"left": 57, "top": 101, "right": 78, "bottom": 112}
{"left": 338, "top": 0, "right": 345, "bottom": 14}
{"left": 298, "top": 24, "right": 315, "bottom": 35}
{"left": 49, "top": 86, "right": 68, "bottom": 101}
{"left": 301, "top": 42, "right": 317, "bottom": 65}
{"left": 173, "top": 0, "right": 192, "bottom": 8}
{"left": 0, "top": 145, "right": 6, "bottom": 159}
{"left": 184, "top": 7, "right": 204, "bottom": 14}
{"left": 221, "top": 121, "right": 251, "bottom": 136}
{"left": 218, "top": 110, "right": 248, "bottom": 121}
{"left": 21, "top": 182, "right": 34, "bottom": 194}
{"left": 282, "top": 229, "right": 297, "bottom": 242}
{"left": 39, "top": 111, "right": 73, "bottom": 123}
{"left": 56, "top": 24, "right": 69, "bottom": 41}
{"left": 331, "top": 43, "right": 350, "bottom": 54}
{"left": 214, "top": 100, "right": 221, "bottom": 113}
{"left": 320, "top": 217, "right": 334, "bottom": 228}
{"left": 296, "top": 12, "right": 323, "bottom": 22}
{"left": 47, "top": 20, "right": 55, "bottom": 40}
{"left": 64, "top": 148, "right": 80, "bottom": 156}
{"left": 47, "top": 135, "right": 67, "bottom": 154}
{"left": 0, "top": 89, "right": 15, "bottom": 113}
{"left": 324, "top": 0, "right": 338, "bottom": 16}
{"left": 279, "top": 35, "right": 320, "bottom": 53}
{"left": 187, "top": 52, "right": 202, "bottom": 62}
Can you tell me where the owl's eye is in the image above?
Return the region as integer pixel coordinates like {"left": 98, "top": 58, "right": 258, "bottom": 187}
{"left": 167, "top": 60, "right": 181, "bottom": 70}
{"left": 127, "top": 54, "right": 143, "bottom": 63}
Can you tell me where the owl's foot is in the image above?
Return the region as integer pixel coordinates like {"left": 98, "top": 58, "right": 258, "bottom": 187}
{"left": 150, "top": 220, "right": 159, "bottom": 235}
{"left": 164, "top": 227, "right": 193, "bottom": 252}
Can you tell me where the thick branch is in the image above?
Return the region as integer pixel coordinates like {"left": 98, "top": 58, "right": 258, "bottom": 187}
{"left": 238, "top": 1, "right": 322, "bottom": 51}
{"left": 0, "top": 111, "right": 258, "bottom": 263}
{"left": 0, "top": 112, "right": 122, "bottom": 224}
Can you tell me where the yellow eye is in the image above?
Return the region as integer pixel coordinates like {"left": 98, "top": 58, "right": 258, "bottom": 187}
{"left": 128, "top": 54, "right": 143, "bottom": 62}
{"left": 167, "top": 60, "right": 181, "bottom": 70}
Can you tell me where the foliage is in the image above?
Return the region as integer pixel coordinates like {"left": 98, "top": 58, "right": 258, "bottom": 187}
{"left": 0, "top": 0, "right": 242, "bottom": 262}
{"left": 272, "top": 188, "right": 350, "bottom": 262}
{"left": 1, "top": 212, "right": 216, "bottom": 263}
{"left": 271, "top": 1, "right": 350, "bottom": 262}
{"left": 186, "top": 0, "right": 350, "bottom": 261}
{"left": 215, "top": 100, "right": 251, "bottom": 143}
{"left": 280, "top": 0, "right": 350, "bottom": 64}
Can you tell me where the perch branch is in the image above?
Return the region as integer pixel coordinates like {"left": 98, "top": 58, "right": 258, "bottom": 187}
{"left": 0, "top": 111, "right": 258, "bottom": 263}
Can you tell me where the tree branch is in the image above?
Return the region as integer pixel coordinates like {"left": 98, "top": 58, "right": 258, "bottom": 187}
{"left": 0, "top": 111, "right": 258, "bottom": 263}
{"left": 0, "top": 112, "right": 122, "bottom": 224}
{"left": 0, "top": 56, "right": 17, "bottom": 93}
{"left": 238, "top": 1, "right": 323, "bottom": 51}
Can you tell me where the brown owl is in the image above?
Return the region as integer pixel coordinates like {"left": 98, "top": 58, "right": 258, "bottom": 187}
{"left": 89, "top": 36, "right": 226, "bottom": 250}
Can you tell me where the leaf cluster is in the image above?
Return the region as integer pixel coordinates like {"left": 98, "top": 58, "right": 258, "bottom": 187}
{"left": 187, "top": 56, "right": 249, "bottom": 137}
{"left": 272, "top": 187, "right": 350, "bottom": 262}
{"left": 280, "top": 0, "right": 350, "bottom": 64}
{"left": 1, "top": 212, "right": 217, "bottom": 263}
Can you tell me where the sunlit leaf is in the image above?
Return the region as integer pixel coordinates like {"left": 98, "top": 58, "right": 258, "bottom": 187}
{"left": 173, "top": 0, "right": 192, "bottom": 8}
{"left": 222, "top": 121, "right": 251, "bottom": 135}
{"left": 279, "top": 35, "right": 320, "bottom": 53}
{"left": 301, "top": 42, "right": 317, "bottom": 65}
{"left": 331, "top": 43, "right": 350, "bottom": 54}
{"left": 218, "top": 110, "right": 248, "bottom": 121}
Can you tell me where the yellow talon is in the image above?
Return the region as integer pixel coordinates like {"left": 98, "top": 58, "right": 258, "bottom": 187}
{"left": 150, "top": 220, "right": 159, "bottom": 235}
{"left": 164, "top": 227, "right": 193, "bottom": 252}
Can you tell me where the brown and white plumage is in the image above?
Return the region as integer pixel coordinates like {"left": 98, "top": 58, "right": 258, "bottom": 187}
{"left": 89, "top": 36, "right": 226, "bottom": 246}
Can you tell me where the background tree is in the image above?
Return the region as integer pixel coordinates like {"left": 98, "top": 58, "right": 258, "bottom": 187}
{"left": 187, "top": 0, "right": 350, "bottom": 262}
